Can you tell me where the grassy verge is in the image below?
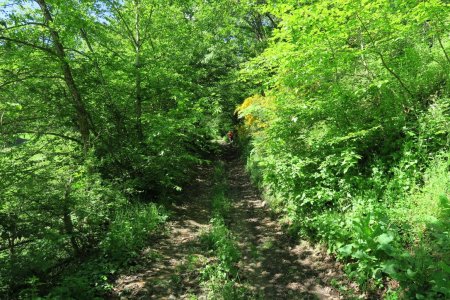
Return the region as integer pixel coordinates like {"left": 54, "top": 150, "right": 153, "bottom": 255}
{"left": 198, "top": 161, "right": 251, "bottom": 300}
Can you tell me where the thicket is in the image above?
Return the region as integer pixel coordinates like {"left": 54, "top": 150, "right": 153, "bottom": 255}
{"left": 0, "top": 0, "right": 272, "bottom": 298}
{"left": 237, "top": 0, "right": 449, "bottom": 298}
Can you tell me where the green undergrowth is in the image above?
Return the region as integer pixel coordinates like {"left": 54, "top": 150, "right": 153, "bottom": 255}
{"left": 236, "top": 1, "right": 450, "bottom": 298}
{"left": 244, "top": 123, "right": 449, "bottom": 299}
{"left": 242, "top": 97, "right": 450, "bottom": 297}
{"left": 100, "top": 203, "right": 168, "bottom": 262}
{"left": 199, "top": 161, "right": 251, "bottom": 300}
{"left": 24, "top": 203, "right": 168, "bottom": 299}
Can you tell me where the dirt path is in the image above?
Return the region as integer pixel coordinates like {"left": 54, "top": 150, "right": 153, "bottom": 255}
{"left": 224, "top": 146, "right": 346, "bottom": 299}
{"left": 111, "top": 164, "right": 215, "bottom": 299}
{"left": 111, "top": 146, "right": 348, "bottom": 299}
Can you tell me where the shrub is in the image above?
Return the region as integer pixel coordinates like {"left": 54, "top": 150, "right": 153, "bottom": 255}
{"left": 101, "top": 204, "right": 167, "bottom": 262}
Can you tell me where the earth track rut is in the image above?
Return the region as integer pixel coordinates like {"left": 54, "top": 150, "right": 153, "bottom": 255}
{"left": 225, "top": 147, "right": 345, "bottom": 299}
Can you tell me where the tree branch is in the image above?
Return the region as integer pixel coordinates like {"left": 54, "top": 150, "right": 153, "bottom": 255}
{"left": 0, "top": 117, "right": 42, "bottom": 126}
{"left": 104, "top": 0, "right": 138, "bottom": 47}
{"left": 0, "top": 22, "right": 48, "bottom": 31}
{"left": 437, "top": 34, "right": 450, "bottom": 65}
{"left": 64, "top": 47, "right": 90, "bottom": 59}
{"left": 0, "top": 239, "right": 35, "bottom": 252}
{"left": 355, "top": 13, "right": 413, "bottom": 98}
{"left": 0, "top": 36, "right": 56, "bottom": 55}
{"left": 265, "top": 13, "right": 278, "bottom": 29}
{"left": 2, "top": 130, "right": 82, "bottom": 144}
{"left": 0, "top": 75, "right": 64, "bottom": 88}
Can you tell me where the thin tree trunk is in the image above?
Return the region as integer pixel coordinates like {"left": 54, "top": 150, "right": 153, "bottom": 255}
{"left": 359, "top": 31, "right": 376, "bottom": 81}
{"left": 62, "top": 178, "right": 81, "bottom": 257}
{"left": 437, "top": 34, "right": 450, "bottom": 64}
{"left": 35, "top": 0, "right": 92, "bottom": 149}
{"left": 134, "top": 0, "right": 144, "bottom": 141}
{"left": 356, "top": 13, "right": 414, "bottom": 99}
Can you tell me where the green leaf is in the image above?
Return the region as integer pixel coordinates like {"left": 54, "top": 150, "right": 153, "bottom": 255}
{"left": 375, "top": 233, "right": 394, "bottom": 246}
{"left": 338, "top": 244, "right": 354, "bottom": 257}
{"left": 381, "top": 261, "right": 397, "bottom": 276}
{"left": 407, "top": 269, "right": 417, "bottom": 279}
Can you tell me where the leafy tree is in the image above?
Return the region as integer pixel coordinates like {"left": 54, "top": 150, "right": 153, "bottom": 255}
{"left": 239, "top": 0, "right": 450, "bottom": 297}
{"left": 0, "top": 0, "right": 267, "bottom": 297}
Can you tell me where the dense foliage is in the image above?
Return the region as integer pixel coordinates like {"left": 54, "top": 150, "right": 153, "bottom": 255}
{"left": 2, "top": 0, "right": 449, "bottom": 298}
{"left": 238, "top": 0, "right": 450, "bottom": 298}
{"left": 0, "top": 0, "right": 271, "bottom": 297}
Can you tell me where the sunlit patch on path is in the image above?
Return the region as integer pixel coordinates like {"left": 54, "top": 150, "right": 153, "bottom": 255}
{"left": 224, "top": 146, "right": 346, "bottom": 299}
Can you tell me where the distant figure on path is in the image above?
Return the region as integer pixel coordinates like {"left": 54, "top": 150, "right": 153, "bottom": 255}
{"left": 227, "top": 130, "right": 234, "bottom": 143}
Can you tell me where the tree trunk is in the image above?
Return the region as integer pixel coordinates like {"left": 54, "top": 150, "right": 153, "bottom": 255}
{"left": 134, "top": 0, "right": 144, "bottom": 141}
{"left": 62, "top": 178, "right": 81, "bottom": 257}
{"left": 35, "top": 0, "right": 92, "bottom": 149}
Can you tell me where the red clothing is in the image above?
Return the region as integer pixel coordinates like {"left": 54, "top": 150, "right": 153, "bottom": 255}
{"left": 227, "top": 131, "right": 234, "bottom": 141}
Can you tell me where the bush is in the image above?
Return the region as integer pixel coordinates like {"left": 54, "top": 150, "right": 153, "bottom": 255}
{"left": 101, "top": 204, "right": 168, "bottom": 262}
{"left": 237, "top": 0, "right": 450, "bottom": 296}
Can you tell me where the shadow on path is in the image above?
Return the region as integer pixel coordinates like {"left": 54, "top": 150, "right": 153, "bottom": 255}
{"left": 111, "top": 144, "right": 349, "bottom": 299}
{"left": 224, "top": 145, "right": 344, "bottom": 300}
{"left": 110, "top": 164, "right": 215, "bottom": 300}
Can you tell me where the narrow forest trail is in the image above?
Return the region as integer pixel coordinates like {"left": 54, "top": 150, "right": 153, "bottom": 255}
{"left": 111, "top": 145, "right": 348, "bottom": 299}
{"left": 224, "top": 146, "right": 346, "bottom": 299}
